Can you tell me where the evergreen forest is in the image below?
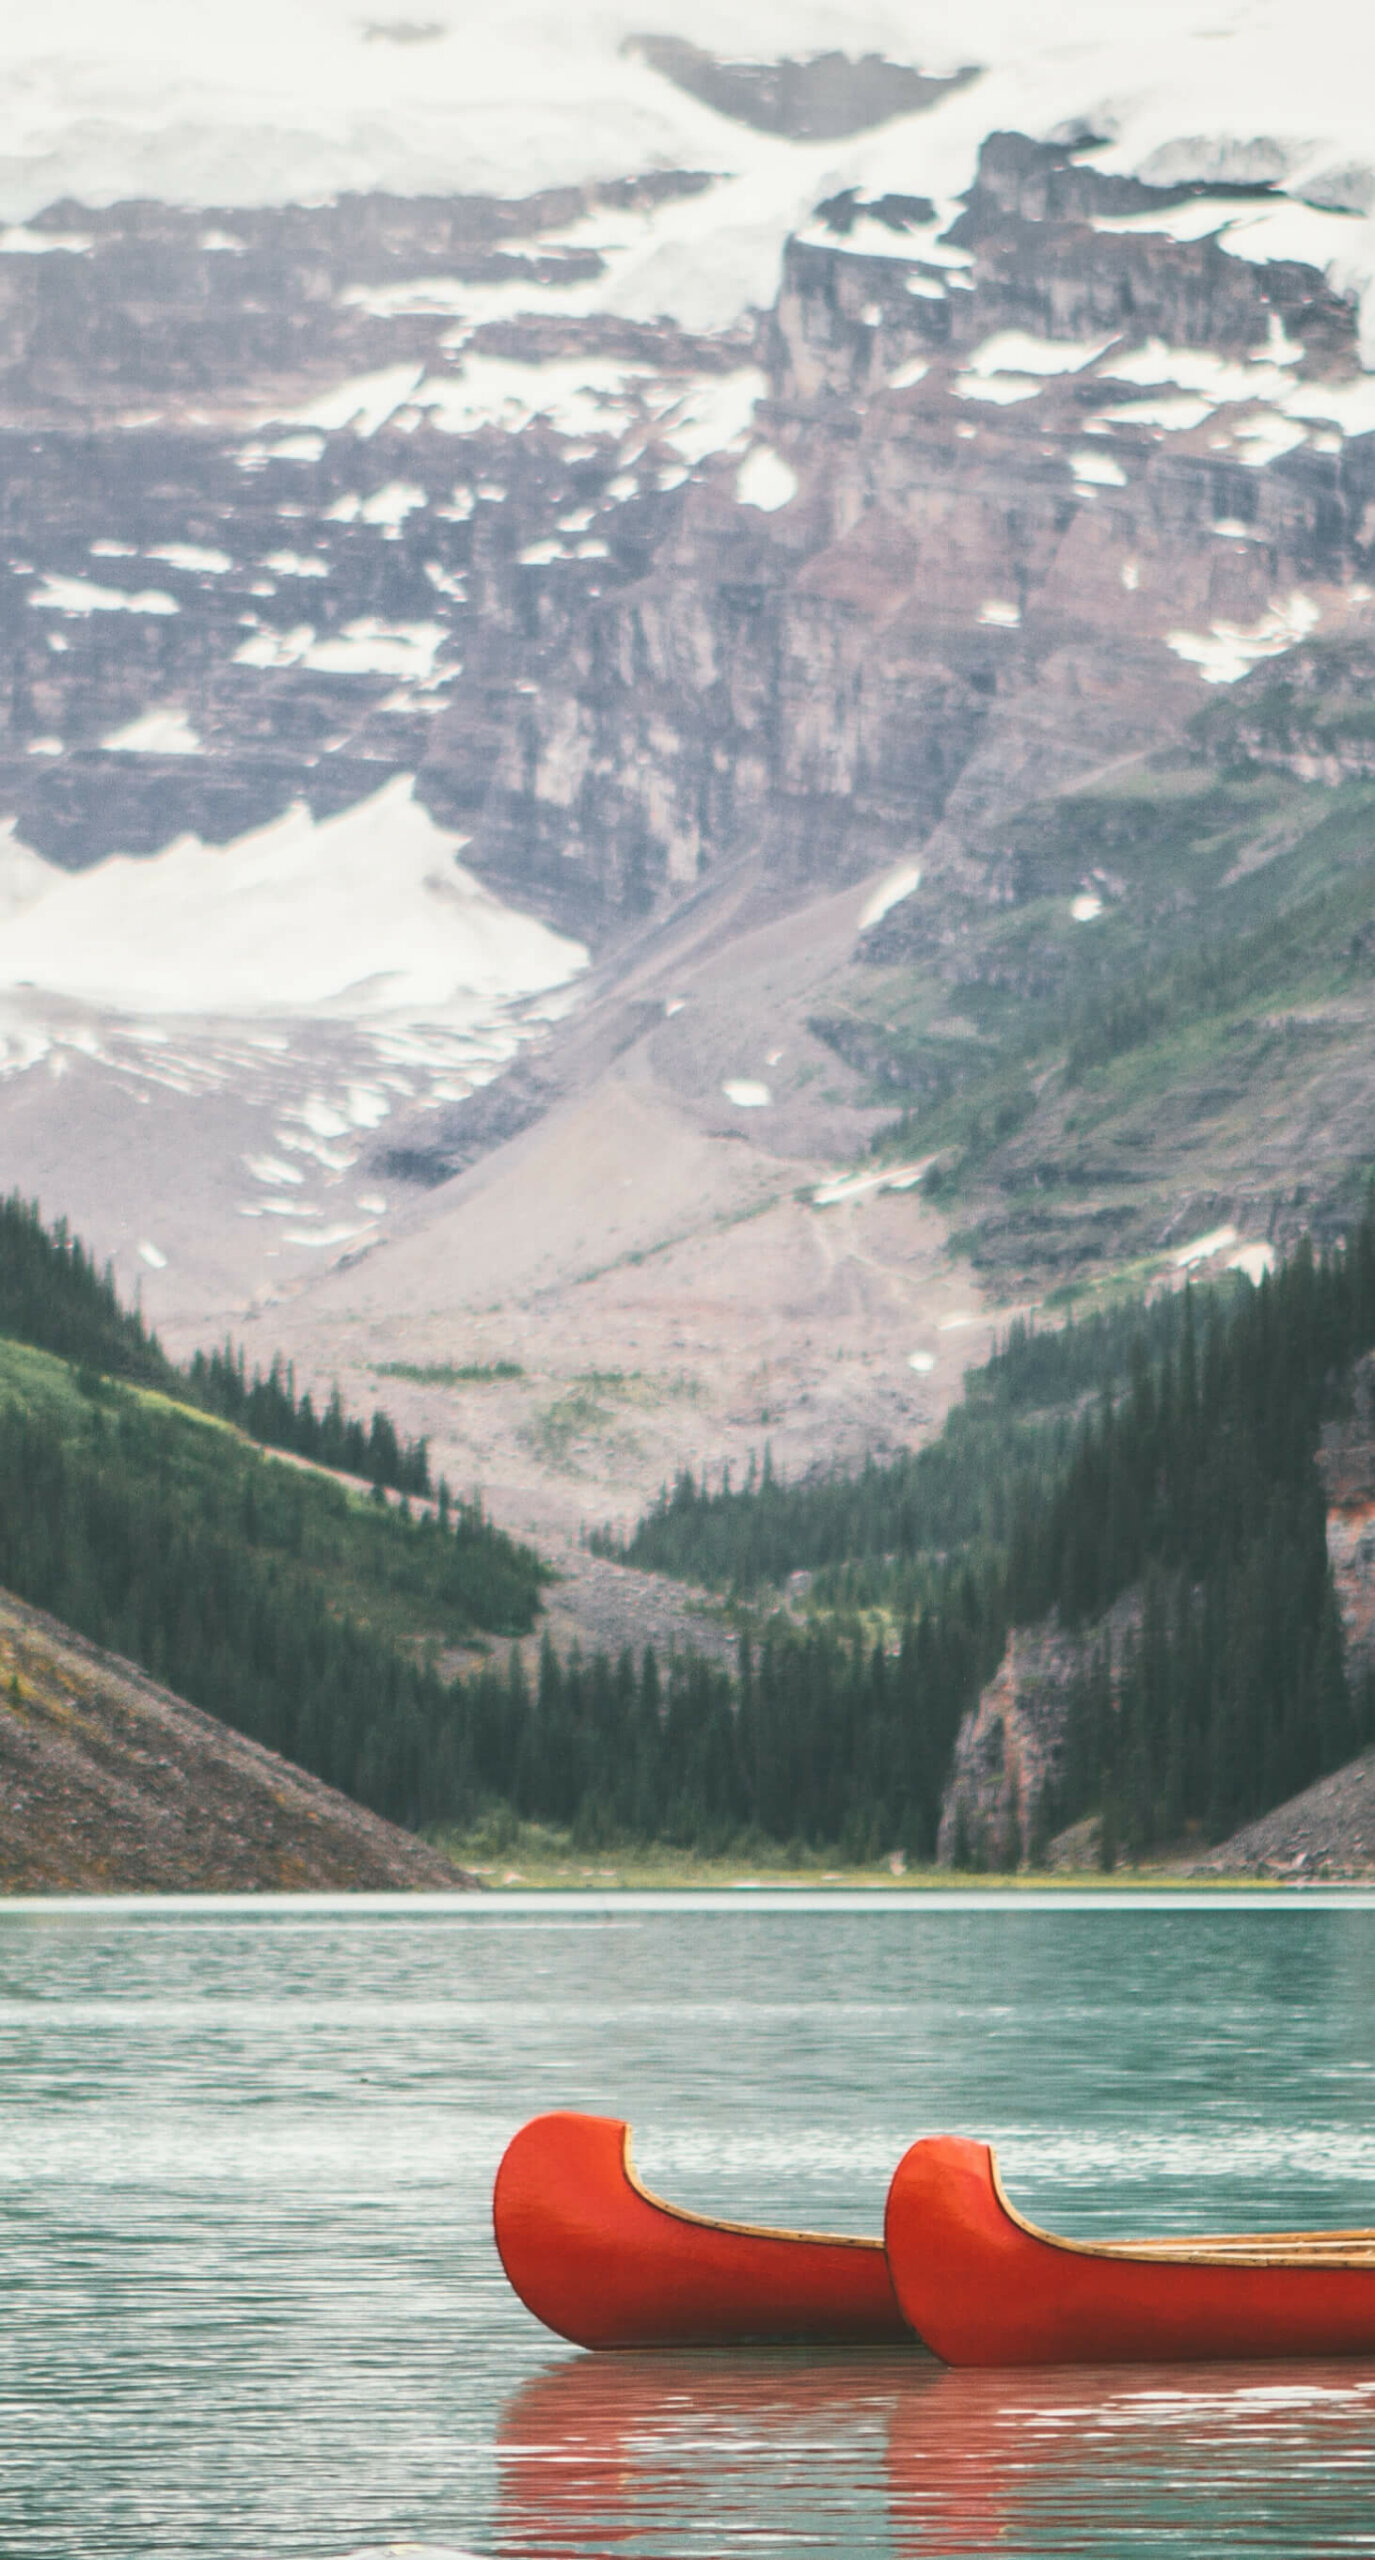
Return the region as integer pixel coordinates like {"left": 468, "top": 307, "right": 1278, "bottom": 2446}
{"left": 591, "top": 1215, "right": 1375, "bottom": 1856}
{"left": 0, "top": 1331, "right": 545, "bottom": 1831}
{"left": 0, "top": 1194, "right": 431, "bottom": 1492}
{"left": 1, "top": 1190, "right": 1374, "bottom": 1863}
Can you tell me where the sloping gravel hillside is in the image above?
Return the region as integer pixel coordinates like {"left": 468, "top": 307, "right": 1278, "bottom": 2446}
{"left": 0, "top": 1588, "right": 475, "bottom": 1892}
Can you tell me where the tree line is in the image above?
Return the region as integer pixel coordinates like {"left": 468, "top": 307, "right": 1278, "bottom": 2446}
{"left": 453, "top": 1593, "right": 987, "bottom": 1859}
{"left": 595, "top": 1284, "right": 1222, "bottom": 1597}
{"left": 0, "top": 1375, "right": 544, "bottom": 1833}
{"left": 0, "top": 1353, "right": 973, "bottom": 1856}
{"left": 0, "top": 1192, "right": 430, "bottom": 1493}
{"left": 1003, "top": 1226, "right": 1375, "bottom": 1853}
{"left": 185, "top": 1343, "right": 430, "bottom": 1494}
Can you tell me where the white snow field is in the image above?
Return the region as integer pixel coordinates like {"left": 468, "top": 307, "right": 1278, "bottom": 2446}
{"left": 0, "top": 777, "right": 586, "bottom": 1021}
{"left": 2, "top": 2, "right": 1375, "bottom": 354}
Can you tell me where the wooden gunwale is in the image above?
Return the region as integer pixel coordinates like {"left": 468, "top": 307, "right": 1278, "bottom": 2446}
{"left": 989, "top": 2151, "right": 1375, "bottom": 2269}
{"left": 622, "top": 2126, "right": 885, "bottom": 2251}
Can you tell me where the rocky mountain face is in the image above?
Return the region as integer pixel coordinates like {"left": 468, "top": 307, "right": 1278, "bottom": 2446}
{"left": 3, "top": 78, "right": 1375, "bottom": 1560}
{"left": 0, "top": 174, "right": 732, "bottom": 876}
{"left": 428, "top": 130, "right": 1375, "bottom": 933}
{"left": 936, "top": 1595, "right": 1141, "bottom": 1872}
{"left": 1321, "top": 1351, "right": 1375, "bottom": 1670}
{"left": 3, "top": 132, "right": 1370, "bottom": 922}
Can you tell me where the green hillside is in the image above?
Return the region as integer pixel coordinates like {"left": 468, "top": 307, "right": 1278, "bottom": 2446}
{"left": 0, "top": 1193, "right": 431, "bottom": 1492}
{"left": 822, "top": 646, "right": 1375, "bottom": 1284}
{"left": 0, "top": 1319, "right": 546, "bottom": 1836}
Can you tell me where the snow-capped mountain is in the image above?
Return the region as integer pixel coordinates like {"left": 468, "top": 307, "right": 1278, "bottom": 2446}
{"left": 3, "top": 1, "right": 1375, "bottom": 1545}
{"left": 3, "top": 4, "right": 1375, "bottom": 344}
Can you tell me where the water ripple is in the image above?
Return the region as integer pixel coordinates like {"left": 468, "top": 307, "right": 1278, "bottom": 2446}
{"left": 2, "top": 1897, "right": 1374, "bottom": 2556}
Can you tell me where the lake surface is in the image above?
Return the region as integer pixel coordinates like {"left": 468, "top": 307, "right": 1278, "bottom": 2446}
{"left": 2, "top": 1890, "right": 1375, "bottom": 2558}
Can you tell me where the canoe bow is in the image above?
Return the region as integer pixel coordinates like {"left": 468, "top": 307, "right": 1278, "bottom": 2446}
{"left": 885, "top": 2134, "right": 1375, "bottom": 2365}
{"left": 493, "top": 2109, "right": 908, "bottom": 2347}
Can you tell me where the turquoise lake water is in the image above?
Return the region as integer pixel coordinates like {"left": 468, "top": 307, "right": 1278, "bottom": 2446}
{"left": 2, "top": 1890, "right": 1375, "bottom": 2558}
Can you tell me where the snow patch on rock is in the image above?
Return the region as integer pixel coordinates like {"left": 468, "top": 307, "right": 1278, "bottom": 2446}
{"left": 968, "top": 330, "right": 1113, "bottom": 378}
{"left": 1174, "top": 1224, "right": 1240, "bottom": 1268}
{"left": 147, "top": 543, "right": 232, "bottom": 575}
{"left": 859, "top": 863, "right": 921, "bottom": 931}
{"left": 1071, "top": 449, "right": 1128, "bottom": 488}
{"left": 102, "top": 706, "right": 204, "bottom": 754}
{"left": 956, "top": 373, "right": 1043, "bottom": 406}
{"left": 735, "top": 446, "right": 798, "bottom": 511}
{"left": 30, "top": 575, "right": 179, "bottom": 616}
{"left": 1167, "top": 592, "right": 1321, "bottom": 683}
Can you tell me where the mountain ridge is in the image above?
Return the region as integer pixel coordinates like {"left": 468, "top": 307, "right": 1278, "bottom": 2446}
{"left": 4, "top": 21, "right": 1375, "bottom": 1583}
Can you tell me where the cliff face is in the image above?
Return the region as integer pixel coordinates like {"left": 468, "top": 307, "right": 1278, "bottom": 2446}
{"left": 936, "top": 1595, "right": 1141, "bottom": 1871}
{"left": 6, "top": 132, "right": 1363, "bottom": 928}
{"left": 935, "top": 1624, "right": 1060, "bottom": 1871}
{"left": 421, "top": 131, "right": 1375, "bottom": 932}
{"left": 1320, "top": 1351, "right": 1375, "bottom": 1670}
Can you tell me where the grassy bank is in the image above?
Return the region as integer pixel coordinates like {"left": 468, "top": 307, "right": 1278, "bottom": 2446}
{"left": 428, "top": 1821, "right": 1290, "bottom": 1891}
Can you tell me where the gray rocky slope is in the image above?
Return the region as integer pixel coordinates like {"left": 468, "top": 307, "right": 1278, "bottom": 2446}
{"left": 0, "top": 1588, "right": 472, "bottom": 1891}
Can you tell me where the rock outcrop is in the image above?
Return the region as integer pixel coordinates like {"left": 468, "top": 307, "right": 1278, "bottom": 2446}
{"left": 1320, "top": 1350, "right": 1375, "bottom": 1669}
{"left": 1195, "top": 639, "right": 1375, "bottom": 783}
{"left": 936, "top": 1594, "right": 1140, "bottom": 1870}
{"left": 425, "top": 130, "right": 1375, "bottom": 933}
{"left": 0, "top": 1586, "right": 474, "bottom": 1892}
{"left": 623, "top": 41, "right": 977, "bottom": 142}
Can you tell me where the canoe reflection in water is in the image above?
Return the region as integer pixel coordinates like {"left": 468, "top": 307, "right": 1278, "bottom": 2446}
{"left": 495, "top": 2349, "right": 1375, "bottom": 2560}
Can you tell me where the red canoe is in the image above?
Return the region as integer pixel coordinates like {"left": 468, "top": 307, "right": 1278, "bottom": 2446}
{"left": 886, "top": 2134, "right": 1375, "bottom": 2365}
{"left": 493, "top": 2110, "right": 907, "bottom": 2347}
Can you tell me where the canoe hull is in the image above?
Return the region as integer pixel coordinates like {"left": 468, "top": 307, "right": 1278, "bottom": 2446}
{"left": 494, "top": 2110, "right": 907, "bottom": 2348}
{"left": 886, "top": 2135, "right": 1375, "bottom": 2366}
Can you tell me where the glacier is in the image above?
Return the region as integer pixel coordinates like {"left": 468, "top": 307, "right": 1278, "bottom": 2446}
{"left": 0, "top": 2, "right": 1373, "bottom": 351}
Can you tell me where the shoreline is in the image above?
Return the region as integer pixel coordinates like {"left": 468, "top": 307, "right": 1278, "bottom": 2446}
{"left": 437, "top": 1829, "right": 1366, "bottom": 1892}
{"left": 2, "top": 1880, "right": 1375, "bottom": 1913}
{"left": 466, "top": 1870, "right": 1368, "bottom": 1894}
